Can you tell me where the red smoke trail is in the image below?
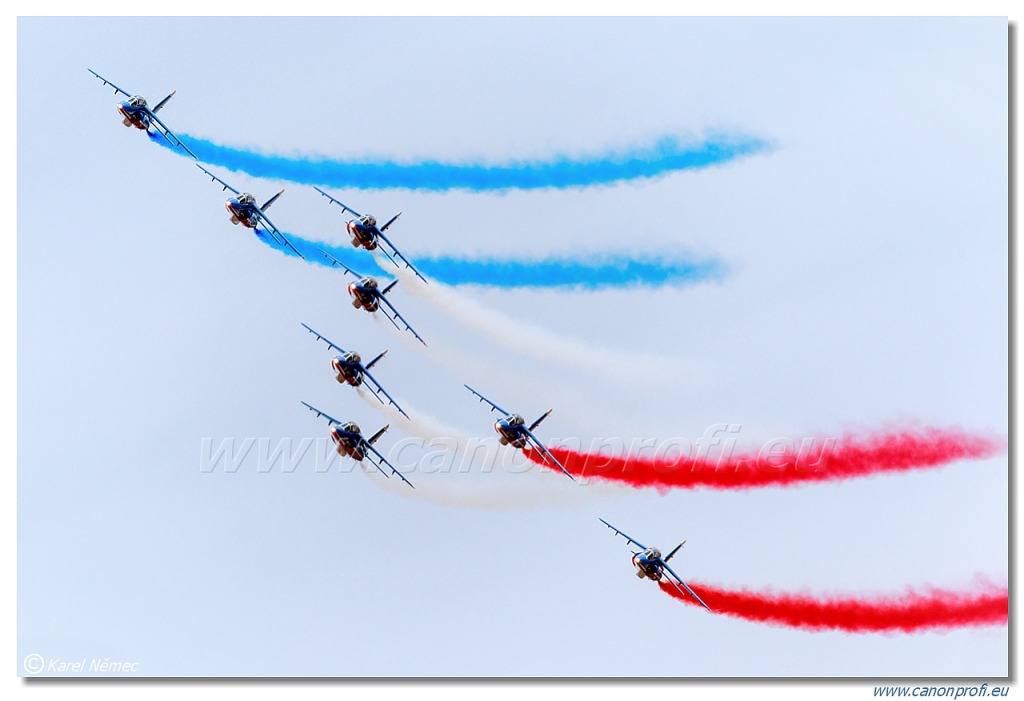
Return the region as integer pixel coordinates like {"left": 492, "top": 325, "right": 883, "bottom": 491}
{"left": 658, "top": 578, "right": 1008, "bottom": 633}
{"left": 525, "top": 427, "right": 1003, "bottom": 490}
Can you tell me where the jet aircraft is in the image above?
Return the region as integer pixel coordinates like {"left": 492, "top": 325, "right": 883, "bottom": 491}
{"left": 463, "top": 384, "right": 572, "bottom": 480}
{"left": 314, "top": 187, "right": 427, "bottom": 283}
{"left": 302, "top": 323, "right": 409, "bottom": 419}
{"left": 599, "top": 518, "right": 711, "bottom": 611}
{"left": 88, "top": 69, "right": 198, "bottom": 159}
{"left": 196, "top": 164, "right": 305, "bottom": 260}
{"left": 302, "top": 401, "right": 414, "bottom": 488}
{"left": 319, "top": 249, "right": 426, "bottom": 346}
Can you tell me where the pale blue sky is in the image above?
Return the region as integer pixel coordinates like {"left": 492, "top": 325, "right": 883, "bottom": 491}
{"left": 18, "top": 17, "right": 1007, "bottom": 676}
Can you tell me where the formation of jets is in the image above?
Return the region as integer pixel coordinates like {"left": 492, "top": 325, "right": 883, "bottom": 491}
{"left": 89, "top": 69, "right": 425, "bottom": 341}
{"left": 90, "top": 69, "right": 711, "bottom": 614}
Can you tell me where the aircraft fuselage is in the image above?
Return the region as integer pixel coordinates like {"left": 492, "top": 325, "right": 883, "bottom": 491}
{"left": 117, "top": 100, "right": 149, "bottom": 130}
{"left": 631, "top": 554, "right": 664, "bottom": 582}
{"left": 330, "top": 426, "right": 368, "bottom": 461}
{"left": 331, "top": 357, "right": 363, "bottom": 386}
{"left": 348, "top": 283, "right": 380, "bottom": 312}
{"left": 225, "top": 198, "right": 257, "bottom": 227}
{"left": 346, "top": 221, "right": 379, "bottom": 250}
{"left": 494, "top": 415, "right": 528, "bottom": 449}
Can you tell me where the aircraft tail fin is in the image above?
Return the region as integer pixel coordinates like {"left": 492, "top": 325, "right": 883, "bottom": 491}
{"left": 528, "top": 409, "right": 553, "bottom": 432}
{"left": 365, "top": 350, "right": 388, "bottom": 370}
{"left": 261, "top": 189, "right": 285, "bottom": 211}
{"left": 368, "top": 424, "right": 390, "bottom": 445}
{"left": 381, "top": 280, "right": 399, "bottom": 296}
{"left": 380, "top": 212, "right": 402, "bottom": 232}
{"left": 152, "top": 90, "right": 176, "bottom": 114}
{"left": 664, "top": 540, "right": 686, "bottom": 562}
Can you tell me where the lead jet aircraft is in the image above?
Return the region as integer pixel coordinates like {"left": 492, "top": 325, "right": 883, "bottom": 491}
{"left": 302, "top": 401, "right": 414, "bottom": 489}
{"left": 196, "top": 164, "right": 305, "bottom": 260}
{"left": 599, "top": 518, "right": 711, "bottom": 611}
{"left": 319, "top": 249, "right": 426, "bottom": 346}
{"left": 463, "top": 384, "right": 572, "bottom": 480}
{"left": 88, "top": 69, "right": 198, "bottom": 159}
{"left": 314, "top": 187, "right": 427, "bottom": 283}
{"left": 301, "top": 323, "right": 409, "bottom": 419}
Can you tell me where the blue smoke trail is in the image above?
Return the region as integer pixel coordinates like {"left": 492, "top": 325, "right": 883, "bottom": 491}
{"left": 157, "top": 131, "right": 769, "bottom": 192}
{"left": 253, "top": 228, "right": 726, "bottom": 290}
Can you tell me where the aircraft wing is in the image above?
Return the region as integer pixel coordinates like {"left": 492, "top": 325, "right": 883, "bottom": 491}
{"left": 196, "top": 163, "right": 240, "bottom": 194}
{"left": 254, "top": 209, "right": 306, "bottom": 261}
{"left": 364, "top": 441, "right": 415, "bottom": 489}
{"left": 521, "top": 426, "right": 574, "bottom": 480}
{"left": 313, "top": 187, "right": 361, "bottom": 218}
{"left": 598, "top": 518, "right": 648, "bottom": 551}
{"left": 662, "top": 562, "right": 711, "bottom": 612}
{"left": 87, "top": 69, "right": 131, "bottom": 97}
{"left": 319, "top": 248, "right": 358, "bottom": 278}
{"left": 301, "top": 401, "right": 343, "bottom": 427}
{"left": 301, "top": 322, "right": 346, "bottom": 354}
{"left": 146, "top": 111, "right": 199, "bottom": 159}
{"left": 372, "top": 300, "right": 406, "bottom": 334}
{"left": 462, "top": 385, "right": 510, "bottom": 415}
{"left": 374, "top": 230, "right": 428, "bottom": 283}
{"left": 360, "top": 368, "right": 411, "bottom": 420}
{"left": 376, "top": 293, "right": 427, "bottom": 346}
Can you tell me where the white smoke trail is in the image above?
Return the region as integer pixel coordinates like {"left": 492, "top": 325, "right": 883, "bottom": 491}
{"left": 384, "top": 263, "right": 674, "bottom": 380}
{"left": 355, "top": 385, "right": 471, "bottom": 445}
{"left": 369, "top": 311, "right": 493, "bottom": 380}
